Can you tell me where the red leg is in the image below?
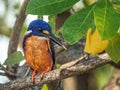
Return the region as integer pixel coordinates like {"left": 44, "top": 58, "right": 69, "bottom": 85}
{"left": 32, "top": 70, "right": 37, "bottom": 83}
{"left": 41, "top": 67, "right": 50, "bottom": 79}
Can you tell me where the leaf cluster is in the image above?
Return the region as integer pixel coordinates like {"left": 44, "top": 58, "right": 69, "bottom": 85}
{"left": 27, "top": 0, "right": 120, "bottom": 63}
{"left": 4, "top": 0, "right": 120, "bottom": 67}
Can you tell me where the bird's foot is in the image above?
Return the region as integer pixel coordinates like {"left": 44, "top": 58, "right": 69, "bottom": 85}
{"left": 41, "top": 67, "right": 51, "bottom": 80}
{"left": 32, "top": 70, "right": 37, "bottom": 84}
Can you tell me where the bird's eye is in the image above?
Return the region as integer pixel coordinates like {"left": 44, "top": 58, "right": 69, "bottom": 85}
{"left": 42, "top": 30, "right": 49, "bottom": 35}
{"left": 38, "top": 28, "right": 43, "bottom": 33}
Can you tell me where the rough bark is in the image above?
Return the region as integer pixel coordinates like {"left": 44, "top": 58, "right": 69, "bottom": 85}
{"left": 0, "top": 54, "right": 111, "bottom": 90}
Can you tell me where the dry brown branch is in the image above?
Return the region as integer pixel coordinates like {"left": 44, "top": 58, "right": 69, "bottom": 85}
{"left": 0, "top": 64, "right": 19, "bottom": 78}
{"left": 8, "top": 0, "right": 29, "bottom": 55}
{"left": 6, "top": 0, "right": 29, "bottom": 80}
{"left": 0, "top": 54, "right": 111, "bottom": 90}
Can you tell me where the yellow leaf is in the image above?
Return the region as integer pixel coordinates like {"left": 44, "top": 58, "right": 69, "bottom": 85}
{"left": 84, "top": 28, "right": 109, "bottom": 54}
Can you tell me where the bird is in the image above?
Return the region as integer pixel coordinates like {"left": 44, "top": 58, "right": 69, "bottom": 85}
{"left": 22, "top": 20, "right": 66, "bottom": 83}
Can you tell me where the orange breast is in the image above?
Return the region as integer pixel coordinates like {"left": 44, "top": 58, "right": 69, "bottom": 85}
{"left": 24, "top": 35, "right": 53, "bottom": 73}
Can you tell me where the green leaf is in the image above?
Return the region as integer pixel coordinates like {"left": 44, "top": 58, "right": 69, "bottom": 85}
{"left": 112, "top": 0, "right": 120, "bottom": 14}
{"left": 105, "top": 34, "right": 120, "bottom": 63}
{"left": 62, "top": 4, "right": 95, "bottom": 44}
{"left": 94, "top": 0, "right": 120, "bottom": 40}
{"left": 26, "top": 0, "right": 79, "bottom": 15}
{"left": 49, "top": 15, "right": 58, "bottom": 37}
{"left": 56, "top": 64, "right": 61, "bottom": 68}
{"left": 4, "top": 51, "right": 24, "bottom": 66}
{"left": 42, "top": 84, "right": 48, "bottom": 90}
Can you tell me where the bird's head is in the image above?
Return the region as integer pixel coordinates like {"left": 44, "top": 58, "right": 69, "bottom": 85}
{"left": 28, "top": 20, "right": 51, "bottom": 33}
{"left": 27, "top": 20, "right": 66, "bottom": 50}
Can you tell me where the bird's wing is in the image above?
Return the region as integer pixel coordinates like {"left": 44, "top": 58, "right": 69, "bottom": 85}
{"left": 48, "top": 41, "right": 55, "bottom": 69}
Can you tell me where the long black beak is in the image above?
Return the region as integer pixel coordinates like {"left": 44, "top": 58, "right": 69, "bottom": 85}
{"left": 48, "top": 33, "right": 67, "bottom": 50}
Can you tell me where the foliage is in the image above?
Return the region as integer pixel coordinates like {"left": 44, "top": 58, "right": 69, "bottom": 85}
{"left": 94, "top": 0, "right": 120, "bottom": 40}
{"left": 62, "top": 4, "right": 95, "bottom": 44}
{"left": 4, "top": 51, "right": 24, "bottom": 66}
{"left": 26, "top": 0, "right": 120, "bottom": 63}
{"left": 106, "top": 34, "right": 120, "bottom": 63}
{"left": 26, "top": 0, "right": 80, "bottom": 15}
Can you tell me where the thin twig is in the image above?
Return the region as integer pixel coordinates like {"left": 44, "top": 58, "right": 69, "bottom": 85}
{"left": 60, "top": 54, "right": 87, "bottom": 69}
{"left": 0, "top": 64, "right": 19, "bottom": 77}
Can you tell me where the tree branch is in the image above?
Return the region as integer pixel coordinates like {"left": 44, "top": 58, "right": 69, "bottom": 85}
{"left": 0, "top": 64, "right": 19, "bottom": 78}
{"left": 8, "top": 0, "right": 29, "bottom": 55}
{"left": 0, "top": 54, "right": 111, "bottom": 90}
{"left": 6, "top": 0, "right": 29, "bottom": 80}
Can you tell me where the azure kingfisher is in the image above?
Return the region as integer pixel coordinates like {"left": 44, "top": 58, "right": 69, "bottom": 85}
{"left": 22, "top": 20, "right": 66, "bottom": 83}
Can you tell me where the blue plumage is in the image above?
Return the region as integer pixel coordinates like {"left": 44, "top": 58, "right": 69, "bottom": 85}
{"left": 28, "top": 20, "right": 51, "bottom": 32}
{"left": 23, "top": 20, "right": 51, "bottom": 50}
